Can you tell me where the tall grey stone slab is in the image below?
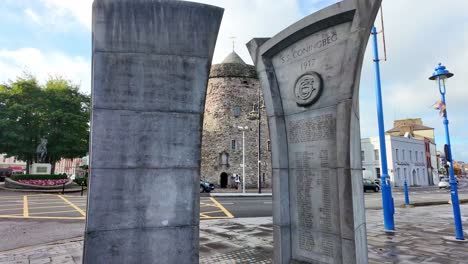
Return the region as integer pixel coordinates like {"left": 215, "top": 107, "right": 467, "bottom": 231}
{"left": 84, "top": 1, "right": 223, "bottom": 263}
{"left": 247, "top": 1, "right": 381, "bottom": 263}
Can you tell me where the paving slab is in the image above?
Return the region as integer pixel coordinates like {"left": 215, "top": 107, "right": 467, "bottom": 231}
{"left": 0, "top": 204, "right": 467, "bottom": 263}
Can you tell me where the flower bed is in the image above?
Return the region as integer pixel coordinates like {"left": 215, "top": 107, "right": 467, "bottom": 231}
{"left": 5, "top": 177, "right": 74, "bottom": 190}
{"left": 17, "top": 179, "right": 69, "bottom": 186}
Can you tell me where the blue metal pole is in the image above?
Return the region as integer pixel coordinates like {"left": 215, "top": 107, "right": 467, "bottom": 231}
{"left": 438, "top": 78, "right": 465, "bottom": 240}
{"left": 371, "top": 26, "right": 395, "bottom": 231}
{"left": 404, "top": 179, "right": 410, "bottom": 205}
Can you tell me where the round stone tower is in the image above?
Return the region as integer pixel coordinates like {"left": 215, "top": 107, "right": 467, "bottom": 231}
{"left": 201, "top": 51, "right": 271, "bottom": 189}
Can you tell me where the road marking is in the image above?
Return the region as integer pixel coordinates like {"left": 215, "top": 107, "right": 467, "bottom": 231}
{"left": 209, "top": 197, "right": 234, "bottom": 218}
{"left": 27, "top": 205, "right": 73, "bottom": 210}
{"left": 263, "top": 202, "right": 272, "bottom": 204}
{"left": 0, "top": 207, "right": 23, "bottom": 212}
{"left": 0, "top": 215, "right": 85, "bottom": 220}
{"left": 27, "top": 202, "right": 72, "bottom": 206}
{"left": 57, "top": 195, "right": 86, "bottom": 217}
{"left": 23, "top": 196, "right": 28, "bottom": 217}
{"left": 29, "top": 210, "right": 81, "bottom": 216}
{"left": 0, "top": 204, "right": 26, "bottom": 208}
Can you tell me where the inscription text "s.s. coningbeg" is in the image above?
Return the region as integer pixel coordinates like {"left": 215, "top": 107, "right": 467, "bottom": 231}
{"left": 280, "top": 31, "right": 338, "bottom": 64}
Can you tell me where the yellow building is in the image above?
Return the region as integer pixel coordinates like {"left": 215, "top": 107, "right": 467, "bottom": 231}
{"left": 386, "top": 118, "right": 435, "bottom": 143}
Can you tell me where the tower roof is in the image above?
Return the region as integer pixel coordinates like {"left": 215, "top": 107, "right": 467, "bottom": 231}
{"left": 222, "top": 51, "right": 246, "bottom": 65}
{"left": 210, "top": 51, "right": 257, "bottom": 79}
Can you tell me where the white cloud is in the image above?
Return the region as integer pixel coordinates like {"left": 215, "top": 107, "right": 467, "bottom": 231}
{"left": 193, "top": 0, "right": 302, "bottom": 63}
{"left": 34, "top": 0, "right": 302, "bottom": 63}
{"left": 39, "top": 0, "right": 92, "bottom": 30}
{"left": 24, "top": 8, "right": 41, "bottom": 24}
{"left": 0, "top": 48, "right": 91, "bottom": 94}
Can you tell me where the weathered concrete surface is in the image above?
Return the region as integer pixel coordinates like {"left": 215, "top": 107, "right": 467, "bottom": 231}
{"left": 247, "top": 0, "right": 381, "bottom": 263}
{"left": 85, "top": 0, "right": 223, "bottom": 263}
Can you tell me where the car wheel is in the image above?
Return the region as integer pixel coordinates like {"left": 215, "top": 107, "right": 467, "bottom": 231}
{"left": 200, "top": 186, "right": 205, "bottom": 193}
{"left": 374, "top": 186, "right": 380, "bottom": 192}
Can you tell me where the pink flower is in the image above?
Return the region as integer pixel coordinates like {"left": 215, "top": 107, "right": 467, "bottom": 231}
{"left": 18, "top": 179, "right": 68, "bottom": 186}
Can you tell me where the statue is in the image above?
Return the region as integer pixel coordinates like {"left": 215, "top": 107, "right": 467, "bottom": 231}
{"left": 36, "top": 138, "right": 48, "bottom": 163}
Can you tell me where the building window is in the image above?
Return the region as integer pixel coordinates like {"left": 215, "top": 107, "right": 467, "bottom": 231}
{"left": 232, "top": 106, "right": 241, "bottom": 118}
{"left": 410, "top": 151, "right": 412, "bottom": 161}
{"left": 267, "top": 140, "right": 271, "bottom": 152}
{"left": 374, "top": 150, "right": 379, "bottom": 161}
{"left": 376, "top": 168, "right": 381, "bottom": 178}
{"left": 395, "top": 149, "right": 399, "bottom": 161}
{"left": 404, "top": 168, "right": 407, "bottom": 179}
{"left": 231, "top": 140, "right": 236, "bottom": 150}
{"left": 402, "top": 150, "right": 405, "bottom": 161}
{"left": 361, "top": 151, "right": 365, "bottom": 161}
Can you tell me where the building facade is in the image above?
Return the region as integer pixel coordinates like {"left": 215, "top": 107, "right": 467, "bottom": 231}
{"left": 386, "top": 118, "right": 438, "bottom": 185}
{"left": 201, "top": 52, "right": 271, "bottom": 189}
{"left": 54, "top": 158, "right": 83, "bottom": 176}
{"left": 0, "top": 154, "right": 26, "bottom": 171}
{"left": 362, "top": 136, "right": 429, "bottom": 187}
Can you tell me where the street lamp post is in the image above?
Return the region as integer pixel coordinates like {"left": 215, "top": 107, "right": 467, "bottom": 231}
{"left": 371, "top": 26, "right": 395, "bottom": 231}
{"left": 429, "top": 63, "right": 465, "bottom": 240}
{"left": 238, "top": 126, "right": 248, "bottom": 194}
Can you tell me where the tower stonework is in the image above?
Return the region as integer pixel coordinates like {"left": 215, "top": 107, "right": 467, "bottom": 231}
{"left": 201, "top": 52, "right": 272, "bottom": 189}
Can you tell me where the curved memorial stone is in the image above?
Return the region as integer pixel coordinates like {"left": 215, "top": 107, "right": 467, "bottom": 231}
{"left": 247, "top": 1, "right": 381, "bottom": 263}
{"left": 84, "top": 0, "right": 223, "bottom": 263}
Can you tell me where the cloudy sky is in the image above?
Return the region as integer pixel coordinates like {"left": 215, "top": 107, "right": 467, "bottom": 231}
{"left": 0, "top": 0, "right": 467, "bottom": 161}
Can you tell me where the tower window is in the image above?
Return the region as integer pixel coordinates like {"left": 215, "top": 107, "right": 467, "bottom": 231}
{"left": 231, "top": 140, "right": 236, "bottom": 150}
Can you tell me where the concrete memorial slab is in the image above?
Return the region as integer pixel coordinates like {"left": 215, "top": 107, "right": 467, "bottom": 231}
{"left": 84, "top": 0, "right": 223, "bottom": 263}
{"left": 247, "top": 0, "right": 381, "bottom": 263}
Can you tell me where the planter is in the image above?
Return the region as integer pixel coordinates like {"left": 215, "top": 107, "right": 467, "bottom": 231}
{"left": 5, "top": 177, "right": 74, "bottom": 190}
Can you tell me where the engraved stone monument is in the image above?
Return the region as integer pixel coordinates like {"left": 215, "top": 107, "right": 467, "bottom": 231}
{"left": 84, "top": 0, "right": 223, "bottom": 263}
{"left": 247, "top": 0, "right": 381, "bottom": 263}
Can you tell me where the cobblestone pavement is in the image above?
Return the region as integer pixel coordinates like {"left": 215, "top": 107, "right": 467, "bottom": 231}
{"left": 0, "top": 204, "right": 467, "bottom": 263}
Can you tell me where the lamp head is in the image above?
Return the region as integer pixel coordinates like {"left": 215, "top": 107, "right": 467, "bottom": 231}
{"left": 429, "top": 63, "right": 454, "bottom": 81}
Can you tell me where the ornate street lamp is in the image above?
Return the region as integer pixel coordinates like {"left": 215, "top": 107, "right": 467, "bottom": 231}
{"left": 429, "top": 63, "right": 465, "bottom": 240}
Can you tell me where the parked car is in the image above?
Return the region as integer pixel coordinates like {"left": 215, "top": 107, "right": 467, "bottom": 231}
{"left": 363, "top": 179, "right": 380, "bottom": 192}
{"left": 0, "top": 168, "right": 12, "bottom": 182}
{"left": 438, "top": 178, "right": 450, "bottom": 189}
{"left": 200, "top": 180, "right": 215, "bottom": 193}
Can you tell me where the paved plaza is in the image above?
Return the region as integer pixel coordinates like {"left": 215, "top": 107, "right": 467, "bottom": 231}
{"left": 0, "top": 203, "right": 466, "bottom": 264}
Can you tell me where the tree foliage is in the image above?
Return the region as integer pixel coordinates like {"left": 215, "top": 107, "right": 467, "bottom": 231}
{"left": 0, "top": 75, "right": 90, "bottom": 172}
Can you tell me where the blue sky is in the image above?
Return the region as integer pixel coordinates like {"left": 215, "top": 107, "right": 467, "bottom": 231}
{"left": 0, "top": 0, "right": 467, "bottom": 161}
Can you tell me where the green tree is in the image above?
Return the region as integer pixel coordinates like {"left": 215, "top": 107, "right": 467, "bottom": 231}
{"left": 0, "top": 75, "right": 90, "bottom": 173}
{"left": 42, "top": 77, "right": 90, "bottom": 172}
{"left": 0, "top": 75, "right": 46, "bottom": 173}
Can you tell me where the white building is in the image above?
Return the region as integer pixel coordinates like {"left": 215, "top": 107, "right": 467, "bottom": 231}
{"left": 361, "top": 136, "right": 429, "bottom": 187}
{"left": 0, "top": 154, "right": 26, "bottom": 171}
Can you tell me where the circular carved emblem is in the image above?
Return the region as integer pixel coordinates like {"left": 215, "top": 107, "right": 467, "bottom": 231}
{"left": 293, "top": 72, "right": 322, "bottom": 106}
